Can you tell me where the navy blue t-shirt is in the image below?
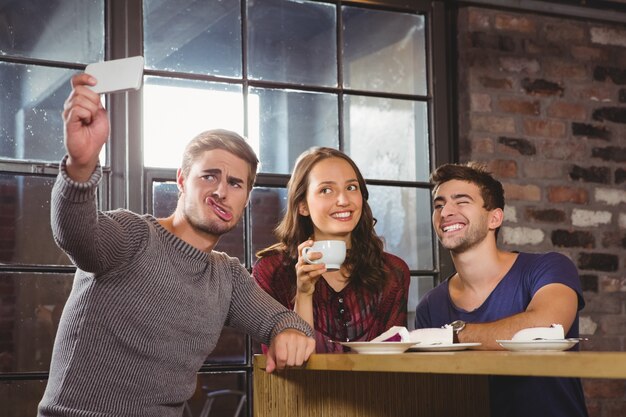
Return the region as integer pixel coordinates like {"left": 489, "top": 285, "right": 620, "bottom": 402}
{"left": 415, "top": 252, "right": 588, "bottom": 417}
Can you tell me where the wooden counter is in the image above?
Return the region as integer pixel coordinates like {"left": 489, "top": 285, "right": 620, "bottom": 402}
{"left": 253, "top": 351, "right": 626, "bottom": 417}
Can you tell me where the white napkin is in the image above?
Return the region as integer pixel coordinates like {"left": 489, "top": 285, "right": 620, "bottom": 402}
{"left": 408, "top": 326, "right": 453, "bottom": 345}
{"left": 512, "top": 324, "right": 564, "bottom": 341}
{"left": 371, "top": 326, "right": 411, "bottom": 342}
{"left": 371, "top": 325, "right": 454, "bottom": 345}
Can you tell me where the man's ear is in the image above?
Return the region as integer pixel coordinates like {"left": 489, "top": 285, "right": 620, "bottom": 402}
{"left": 176, "top": 168, "right": 185, "bottom": 193}
{"left": 298, "top": 202, "right": 309, "bottom": 216}
{"left": 489, "top": 208, "right": 504, "bottom": 230}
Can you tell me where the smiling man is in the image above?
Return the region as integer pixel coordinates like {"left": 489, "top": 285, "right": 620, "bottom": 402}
{"left": 414, "top": 162, "right": 588, "bottom": 417}
{"left": 37, "top": 73, "right": 315, "bottom": 417}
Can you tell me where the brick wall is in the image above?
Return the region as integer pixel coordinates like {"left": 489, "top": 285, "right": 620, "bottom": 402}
{"left": 457, "top": 7, "right": 626, "bottom": 416}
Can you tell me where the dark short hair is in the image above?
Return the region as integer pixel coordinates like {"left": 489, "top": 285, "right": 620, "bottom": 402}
{"left": 430, "top": 162, "right": 505, "bottom": 236}
{"left": 181, "top": 129, "right": 259, "bottom": 192}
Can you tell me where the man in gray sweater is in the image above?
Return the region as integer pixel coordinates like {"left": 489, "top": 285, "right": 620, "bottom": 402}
{"left": 38, "top": 73, "right": 315, "bottom": 417}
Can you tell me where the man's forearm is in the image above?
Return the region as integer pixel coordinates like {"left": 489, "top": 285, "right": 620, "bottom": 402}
{"left": 458, "top": 311, "right": 560, "bottom": 350}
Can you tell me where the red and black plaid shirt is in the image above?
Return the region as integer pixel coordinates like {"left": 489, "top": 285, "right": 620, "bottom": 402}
{"left": 252, "top": 252, "right": 410, "bottom": 353}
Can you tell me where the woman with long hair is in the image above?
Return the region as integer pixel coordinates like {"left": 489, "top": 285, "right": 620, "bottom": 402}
{"left": 252, "top": 147, "right": 410, "bottom": 352}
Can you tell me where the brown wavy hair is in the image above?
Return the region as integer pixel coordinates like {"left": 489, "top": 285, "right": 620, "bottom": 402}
{"left": 256, "top": 147, "right": 387, "bottom": 291}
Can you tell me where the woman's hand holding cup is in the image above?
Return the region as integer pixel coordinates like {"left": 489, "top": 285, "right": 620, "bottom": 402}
{"left": 296, "top": 240, "right": 327, "bottom": 296}
{"left": 302, "top": 240, "right": 346, "bottom": 271}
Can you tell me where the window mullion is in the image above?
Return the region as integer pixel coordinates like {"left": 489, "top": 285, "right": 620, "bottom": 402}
{"left": 107, "top": 0, "right": 144, "bottom": 213}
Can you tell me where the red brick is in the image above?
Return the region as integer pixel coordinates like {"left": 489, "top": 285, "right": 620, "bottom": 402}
{"left": 477, "top": 75, "right": 513, "bottom": 90}
{"left": 523, "top": 118, "right": 566, "bottom": 138}
{"left": 583, "top": 293, "right": 622, "bottom": 314}
{"left": 539, "top": 140, "right": 587, "bottom": 160}
{"left": 599, "top": 276, "right": 626, "bottom": 292}
{"left": 525, "top": 207, "right": 566, "bottom": 223}
{"left": 544, "top": 23, "right": 586, "bottom": 43}
{"left": 467, "top": 8, "right": 491, "bottom": 30}
{"left": 545, "top": 60, "right": 588, "bottom": 81}
{"left": 470, "top": 137, "right": 495, "bottom": 154}
{"left": 599, "top": 315, "right": 626, "bottom": 335}
{"left": 502, "top": 183, "right": 541, "bottom": 201}
{"left": 521, "top": 78, "right": 564, "bottom": 97}
{"left": 487, "top": 160, "right": 517, "bottom": 178}
{"left": 547, "top": 186, "right": 589, "bottom": 203}
{"left": 581, "top": 336, "right": 622, "bottom": 352}
{"left": 605, "top": 400, "right": 626, "bottom": 417}
{"left": 582, "top": 379, "right": 625, "bottom": 399}
{"left": 547, "top": 102, "right": 587, "bottom": 121}
{"left": 575, "top": 86, "right": 615, "bottom": 103}
{"left": 471, "top": 93, "right": 492, "bottom": 112}
{"left": 571, "top": 46, "right": 608, "bottom": 61}
{"left": 497, "top": 98, "right": 540, "bottom": 115}
{"left": 470, "top": 115, "right": 516, "bottom": 133}
{"left": 496, "top": 139, "right": 535, "bottom": 156}
{"left": 523, "top": 39, "right": 563, "bottom": 56}
{"left": 494, "top": 14, "right": 536, "bottom": 33}
{"left": 584, "top": 398, "right": 601, "bottom": 417}
{"left": 522, "top": 160, "right": 564, "bottom": 179}
{"left": 499, "top": 57, "right": 540, "bottom": 74}
{"left": 602, "top": 231, "right": 626, "bottom": 248}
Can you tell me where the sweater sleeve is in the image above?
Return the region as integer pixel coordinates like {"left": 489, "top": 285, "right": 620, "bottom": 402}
{"left": 226, "top": 258, "right": 313, "bottom": 345}
{"left": 51, "top": 155, "right": 145, "bottom": 274}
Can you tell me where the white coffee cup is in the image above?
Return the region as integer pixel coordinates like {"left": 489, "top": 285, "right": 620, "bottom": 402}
{"left": 302, "top": 240, "right": 346, "bottom": 271}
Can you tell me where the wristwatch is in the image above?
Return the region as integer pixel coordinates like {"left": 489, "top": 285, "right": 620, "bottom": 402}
{"left": 450, "top": 320, "right": 466, "bottom": 343}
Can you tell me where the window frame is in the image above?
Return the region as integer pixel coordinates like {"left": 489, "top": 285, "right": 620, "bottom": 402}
{"left": 0, "top": 3, "right": 453, "bottom": 416}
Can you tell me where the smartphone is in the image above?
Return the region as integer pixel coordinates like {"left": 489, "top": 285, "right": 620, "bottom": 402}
{"left": 85, "top": 56, "right": 144, "bottom": 94}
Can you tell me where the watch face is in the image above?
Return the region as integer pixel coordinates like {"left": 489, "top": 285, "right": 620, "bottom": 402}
{"left": 451, "top": 320, "right": 465, "bottom": 332}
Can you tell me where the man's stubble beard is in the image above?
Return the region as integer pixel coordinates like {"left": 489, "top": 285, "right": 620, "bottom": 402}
{"left": 442, "top": 216, "right": 490, "bottom": 255}
{"left": 183, "top": 198, "right": 238, "bottom": 237}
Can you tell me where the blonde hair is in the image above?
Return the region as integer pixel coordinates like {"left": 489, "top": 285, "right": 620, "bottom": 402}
{"left": 181, "top": 129, "right": 258, "bottom": 192}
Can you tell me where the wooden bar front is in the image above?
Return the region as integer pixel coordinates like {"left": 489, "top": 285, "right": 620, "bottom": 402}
{"left": 253, "top": 351, "right": 626, "bottom": 417}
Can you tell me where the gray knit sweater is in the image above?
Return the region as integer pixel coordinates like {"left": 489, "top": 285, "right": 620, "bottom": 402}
{"left": 38, "top": 158, "right": 313, "bottom": 417}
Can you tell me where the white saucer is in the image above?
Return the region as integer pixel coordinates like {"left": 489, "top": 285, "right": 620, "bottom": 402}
{"left": 497, "top": 339, "right": 579, "bottom": 352}
{"left": 408, "top": 342, "right": 482, "bottom": 352}
{"left": 339, "top": 341, "right": 416, "bottom": 354}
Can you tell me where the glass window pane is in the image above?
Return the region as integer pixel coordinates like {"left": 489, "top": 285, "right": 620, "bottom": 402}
{"left": 0, "top": 173, "right": 71, "bottom": 266}
{"left": 249, "top": 187, "right": 287, "bottom": 263}
{"left": 0, "top": 272, "right": 74, "bottom": 373}
{"left": 152, "top": 181, "right": 178, "bottom": 218}
{"left": 250, "top": 88, "right": 338, "bottom": 174}
{"left": 250, "top": 186, "right": 434, "bottom": 271}
{"left": 143, "top": 77, "right": 244, "bottom": 169}
{"left": 0, "top": 62, "right": 76, "bottom": 163}
{"left": 344, "top": 95, "right": 429, "bottom": 182}
{"left": 0, "top": 0, "right": 104, "bottom": 62}
{"left": 343, "top": 7, "right": 426, "bottom": 95}
{"left": 369, "top": 185, "right": 433, "bottom": 271}
{"left": 143, "top": 0, "right": 241, "bottom": 77}
{"left": 248, "top": 0, "right": 337, "bottom": 86}
{"left": 0, "top": 379, "right": 47, "bottom": 416}
{"left": 186, "top": 372, "right": 248, "bottom": 417}
{"left": 407, "top": 275, "right": 435, "bottom": 330}
{"left": 214, "top": 220, "right": 245, "bottom": 264}
{"left": 151, "top": 180, "right": 244, "bottom": 262}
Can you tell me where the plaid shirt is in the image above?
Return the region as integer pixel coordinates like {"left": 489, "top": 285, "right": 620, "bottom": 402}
{"left": 252, "top": 252, "right": 410, "bottom": 352}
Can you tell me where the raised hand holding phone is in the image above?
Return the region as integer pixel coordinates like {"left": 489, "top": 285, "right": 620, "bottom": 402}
{"left": 62, "top": 74, "right": 111, "bottom": 182}
{"left": 84, "top": 56, "right": 144, "bottom": 94}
